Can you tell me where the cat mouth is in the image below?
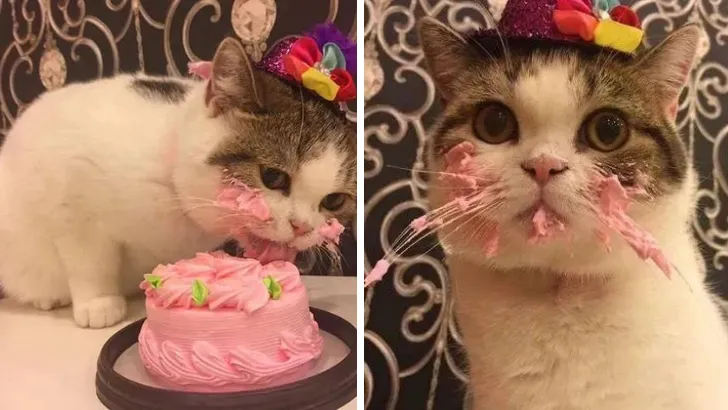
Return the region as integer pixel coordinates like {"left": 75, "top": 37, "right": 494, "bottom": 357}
{"left": 234, "top": 232, "right": 298, "bottom": 263}
{"left": 515, "top": 200, "right": 564, "bottom": 221}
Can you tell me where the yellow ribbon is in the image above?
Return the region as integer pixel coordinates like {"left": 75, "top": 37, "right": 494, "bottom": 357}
{"left": 301, "top": 69, "right": 340, "bottom": 101}
{"left": 593, "top": 20, "right": 643, "bottom": 53}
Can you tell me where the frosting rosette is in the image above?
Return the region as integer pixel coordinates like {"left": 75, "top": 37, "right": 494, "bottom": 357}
{"left": 140, "top": 252, "right": 302, "bottom": 313}
{"left": 189, "top": 24, "right": 357, "bottom": 104}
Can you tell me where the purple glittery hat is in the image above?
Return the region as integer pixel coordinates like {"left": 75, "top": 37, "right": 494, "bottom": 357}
{"left": 256, "top": 23, "right": 357, "bottom": 104}
{"left": 472, "top": 0, "right": 644, "bottom": 54}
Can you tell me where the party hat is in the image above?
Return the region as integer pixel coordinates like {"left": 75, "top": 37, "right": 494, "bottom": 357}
{"left": 188, "top": 24, "right": 356, "bottom": 108}
{"left": 257, "top": 24, "right": 356, "bottom": 103}
{"left": 474, "top": 0, "right": 644, "bottom": 54}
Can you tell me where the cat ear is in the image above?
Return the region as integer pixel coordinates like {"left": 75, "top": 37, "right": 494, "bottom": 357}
{"left": 635, "top": 24, "right": 701, "bottom": 117}
{"left": 206, "top": 37, "right": 265, "bottom": 116}
{"left": 418, "top": 17, "right": 476, "bottom": 101}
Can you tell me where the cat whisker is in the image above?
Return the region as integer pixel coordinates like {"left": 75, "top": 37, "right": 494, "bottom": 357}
{"left": 487, "top": 9, "right": 513, "bottom": 72}
{"left": 307, "top": 242, "right": 343, "bottom": 275}
{"left": 385, "top": 195, "right": 503, "bottom": 262}
{"left": 383, "top": 204, "right": 467, "bottom": 260}
{"left": 161, "top": 195, "right": 217, "bottom": 204}
{"left": 421, "top": 206, "right": 497, "bottom": 259}
{"left": 297, "top": 85, "right": 305, "bottom": 139}
{"left": 174, "top": 203, "right": 226, "bottom": 213}
{"left": 392, "top": 198, "right": 503, "bottom": 264}
{"left": 385, "top": 164, "right": 494, "bottom": 183}
{"left": 383, "top": 192, "right": 480, "bottom": 256}
{"left": 322, "top": 245, "right": 343, "bottom": 275}
{"left": 470, "top": 0, "right": 508, "bottom": 68}
{"left": 211, "top": 213, "right": 268, "bottom": 231}
{"left": 382, "top": 197, "right": 463, "bottom": 253}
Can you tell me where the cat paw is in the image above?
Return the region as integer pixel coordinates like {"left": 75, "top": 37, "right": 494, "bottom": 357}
{"left": 73, "top": 295, "right": 127, "bottom": 328}
{"left": 32, "top": 298, "right": 71, "bottom": 311}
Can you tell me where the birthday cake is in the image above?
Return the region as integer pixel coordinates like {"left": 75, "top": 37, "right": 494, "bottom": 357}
{"left": 137, "top": 252, "right": 323, "bottom": 393}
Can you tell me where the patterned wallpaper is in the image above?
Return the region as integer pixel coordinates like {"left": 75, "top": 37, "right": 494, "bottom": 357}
{"left": 363, "top": 0, "right": 728, "bottom": 409}
{"left": 0, "top": 0, "right": 356, "bottom": 276}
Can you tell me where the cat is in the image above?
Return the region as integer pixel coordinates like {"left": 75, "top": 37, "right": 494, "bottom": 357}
{"left": 419, "top": 18, "right": 728, "bottom": 409}
{"left": 0, "top": 37, "right": 356, "bottom": 328}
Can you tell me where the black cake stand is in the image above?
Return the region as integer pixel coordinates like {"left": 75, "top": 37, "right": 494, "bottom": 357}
{"left": 95, "top": 307, "right": 356, "bottom": 410}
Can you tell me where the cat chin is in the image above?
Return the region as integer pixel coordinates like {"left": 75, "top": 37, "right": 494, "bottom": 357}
{"left": 230, "top": 226, "right": 324, "bottom": 253}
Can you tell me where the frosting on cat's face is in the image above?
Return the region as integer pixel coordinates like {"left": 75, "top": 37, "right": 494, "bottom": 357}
{"left": 419, "top": 19, "right": 699, "bottom": 273}
{"left": 213, "top": 140, "right": 354, "bottom": 251}
{"left": 173, "top": 38, "right": 355, "bottom": 253}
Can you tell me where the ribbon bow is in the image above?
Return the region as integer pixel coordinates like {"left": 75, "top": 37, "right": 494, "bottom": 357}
{"left": 283, "top": 37, "right": 356, "bottom": 102}
{"left": 553, "top": 0, "right": 643, "bottom": 53}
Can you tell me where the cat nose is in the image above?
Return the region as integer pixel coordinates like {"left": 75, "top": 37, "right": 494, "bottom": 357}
{"left": 290, "top": 219, "right": 313, "bottom": 237}
{"left": 521, "top": 154, "right": 569, "bottom": 184}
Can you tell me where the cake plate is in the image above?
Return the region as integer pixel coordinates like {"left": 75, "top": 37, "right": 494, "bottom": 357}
{"left": 95, "top": 307, "right": 356, "bottom": 410}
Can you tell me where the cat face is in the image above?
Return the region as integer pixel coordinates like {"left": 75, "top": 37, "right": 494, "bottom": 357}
{"left": 176, "top": 38, "right": 355, "bottom": 252}
{"left": 419, "top": 20, "right": 700, "bottom": 272}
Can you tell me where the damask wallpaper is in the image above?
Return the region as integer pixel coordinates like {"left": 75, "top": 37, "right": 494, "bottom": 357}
{"left": 0, "top": 0, "right": 356, "bottom": 277}
{"left": 363, "top": 1, "right": 728, "bottom": 409}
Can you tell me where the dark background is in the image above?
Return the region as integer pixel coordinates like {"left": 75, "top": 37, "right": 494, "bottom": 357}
{"left": 364, "top": 1, "right": 728, "bottom": 409}
{"left": 0, "top": 0, "right": 356, "bottom": 277}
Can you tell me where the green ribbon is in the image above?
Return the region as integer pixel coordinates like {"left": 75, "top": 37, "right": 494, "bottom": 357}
{"left": 320, "top": 42, "right": 346, "bottom": 72}
{"left": 594, "top": 0, "right": 620, "bottom": 12}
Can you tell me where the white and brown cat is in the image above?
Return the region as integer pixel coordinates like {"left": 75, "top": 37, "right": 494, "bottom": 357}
{"left": 420, "top": 18, "right": 728, "bottom": 409}
{"left": 0, "top": 38, "right": 355, "bottom": 328}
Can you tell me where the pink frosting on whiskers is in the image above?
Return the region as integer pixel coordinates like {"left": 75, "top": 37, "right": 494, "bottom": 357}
{"left": 592, "top": 175, "right": 671, "bottom": 277}
{"left": 410, "top": 216, "right": 429, "bottom": 232}
{"left": 364, "top": 259, "right": 391, "bottom": 287}
{"left": 216, "top": 182, "right": 271, "bottom": 222}
{"left": 409, "top": 215, "right": 443, "bottom": 233}
{"left": 529, "top": 206, "right": 566, "bottom": 244}
{"left": 319, "top": 218, "right": 345, "bottom": 245}
{"left": 188, "top": 61, "right": 212, "bottom": 79}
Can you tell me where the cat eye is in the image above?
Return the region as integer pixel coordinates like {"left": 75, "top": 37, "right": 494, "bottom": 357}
{"left": 260, "top": 167, "right": 290, "bottom": 191}
{"left": 473, "top": 102, "right": 518, "bottom": 144}
{"left": 320, "top": 193, "right": 346, "bottom": 211}
{"left": 584, "top": 111, "right": 629, "bottom": 152}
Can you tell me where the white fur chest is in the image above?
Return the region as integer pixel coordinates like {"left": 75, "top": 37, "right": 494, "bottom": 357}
{"left": 450, "top": 258, "right": 728, "bottom": 410}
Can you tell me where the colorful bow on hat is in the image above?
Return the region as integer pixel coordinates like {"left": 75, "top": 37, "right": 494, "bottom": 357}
{"left": 553, "top": 0, "right": 643, "bottom": 53}
{"left": 283, "top": 36, "right": 356, "bottom": 102}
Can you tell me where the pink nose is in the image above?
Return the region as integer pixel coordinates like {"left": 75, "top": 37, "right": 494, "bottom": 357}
{"left": 290, "top": 220, "right": 312, "bottom": 237}
{"left": 521, "top": 155, "right": 569, "bottom": 184}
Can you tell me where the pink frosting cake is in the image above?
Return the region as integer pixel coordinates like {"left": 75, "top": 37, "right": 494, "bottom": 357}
{"left": 137, "top": 252, "right": 323, "bottom": 392}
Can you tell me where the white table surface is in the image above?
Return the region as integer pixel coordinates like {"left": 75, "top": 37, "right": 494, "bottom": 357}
{"left": 0, "top": 276, "right": 356, "bottom": 410}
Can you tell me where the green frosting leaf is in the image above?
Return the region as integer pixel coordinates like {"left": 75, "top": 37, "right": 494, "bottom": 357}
{"left": 191, "top": 279, "right": 209, "bottom": 306}
{"left": 262, "top": 275, "right": 282, "bottom": 300}
{"left": 145, "top": 274, "right": 163, "bottom": 289}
